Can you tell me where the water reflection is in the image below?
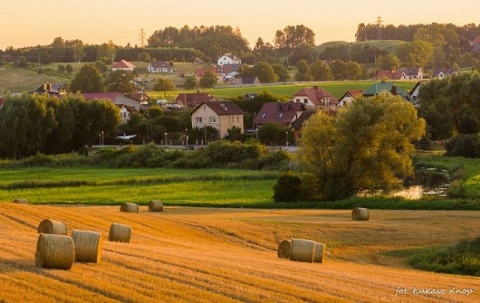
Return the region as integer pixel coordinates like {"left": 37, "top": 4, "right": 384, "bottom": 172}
{"left": 394, "top": 168, "right": 450, "bottom": 200}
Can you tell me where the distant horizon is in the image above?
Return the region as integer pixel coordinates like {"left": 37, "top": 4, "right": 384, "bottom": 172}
{"left": 1, "top": 0, "right": 479, "bottom": 50}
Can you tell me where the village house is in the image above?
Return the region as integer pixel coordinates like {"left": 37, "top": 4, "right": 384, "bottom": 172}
{"left": 362, "top": 81, "right": 413, "bottom": 102}
{"left": 254, "top": 101, "right": 307, "bottom": 129}
{"left": 337, "top": 89, "right": 364, "bottom": 107}
{"left": 217, "top": 53, "right": 242, "bottom": 66}
{"left": 81, "top": 92, "right": 144, "bottom": 121}
{"left": 117, "top": 104, "right": 138, "bottom": 123}
{"left": 376, "top": 70, "right": 406, "bottom": 81}
{"left": 290, "top": 85, "right": 338, "bottom": 110}
{"left": 190, "top": 101, "right": 245, "bottom": 139}
{"left": 400, "top": 67, "right": 423, "bottom": 80}
{"left": 175, "top": 91, "right": 217, "bottom": 108}
{"left": 111, "top": 60, "right": 135, "bottom": 71}
{"left": 432, "top": 68, "right": 458, "bottom": 79}
{"left": 147, "top": 61, "right": 174, "bottom": 73}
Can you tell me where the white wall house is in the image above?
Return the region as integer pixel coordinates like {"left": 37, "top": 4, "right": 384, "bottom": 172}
{"left": 217, "top": 53, "right": 241, "bottom": 66}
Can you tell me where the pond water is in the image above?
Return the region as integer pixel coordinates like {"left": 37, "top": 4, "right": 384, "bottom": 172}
{"left": 392, "top": 168, "right": 450, "bottom": 200}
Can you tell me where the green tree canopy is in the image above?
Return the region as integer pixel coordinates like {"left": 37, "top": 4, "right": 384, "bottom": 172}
{"left": 106, "top": 70, "right": 136, "bottom": 93}
{"left": 252, "top": 61, "right": 278, "bottom": 83}
{"left": 295, "top": 60, "right": 312, "bottom": 81}
{"left": 298, "top": 93, "right": 426, "bottom": 200}
{"left": 69, "top": 64, "right": 106, "bottom": 93}
{"left": 199, "top": 70, "right": 218, "bottom": 88}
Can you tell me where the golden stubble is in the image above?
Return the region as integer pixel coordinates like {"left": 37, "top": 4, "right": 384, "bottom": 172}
{"left": 0, "top": 203, "right": 479, "bottom": 303}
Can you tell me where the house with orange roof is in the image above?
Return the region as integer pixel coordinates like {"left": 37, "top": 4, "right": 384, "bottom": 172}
{"left": 376, "top": 70, "right": 406, "bottom": 81}
{"left": 290, "top": 85, "right": 338, "bottom": 110}
{"left": 111, "top": 60, "right": 136, "bottom": 71}
{"left": 337, "top": 89, "right": 364, "bottom": 107}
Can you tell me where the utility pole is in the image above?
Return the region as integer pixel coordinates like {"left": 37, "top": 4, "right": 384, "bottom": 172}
{"left": 139, "top": 29, "right": 146, "bottom": 48}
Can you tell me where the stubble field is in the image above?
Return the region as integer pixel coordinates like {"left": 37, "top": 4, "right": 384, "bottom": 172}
{"left": 0, "top": 203, "right": 478, "bottom": 303}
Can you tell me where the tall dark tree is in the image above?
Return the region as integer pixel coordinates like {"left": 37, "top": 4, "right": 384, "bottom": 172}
{"left": 69, "top": 64, "right": 106, "bottom": 93}
{"left": 106, "top": 70, "right": 136, "bottom": 93}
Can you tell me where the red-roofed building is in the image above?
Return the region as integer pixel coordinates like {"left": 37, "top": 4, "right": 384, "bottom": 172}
{"left": 473, "top": 35, "right": 480, "bottom": 52}
{"left": 194, "top": 66, "right": 221, "bottom": 78}
{"left": 117, "top": 104, "right": 139, "bottom": 123}
{"left": 337, "top": 89, "right": 364, "bottom": 107}
{"left": 175, "top": 91, "right": 217, "bottom": 108}
{"left": 376, "top": 70, "right": 406, "bottom": 81}
{"left": 290, "top": 85, "right": 338, "bottom": 110}
{"left": 112, "top": 60, "right": 136, "bottom": 71}
{"left": 191, "top": 101, "right": 245, "bottom": 139}
{"left": 254, "top": 101, "right": 307, "bottom": 128}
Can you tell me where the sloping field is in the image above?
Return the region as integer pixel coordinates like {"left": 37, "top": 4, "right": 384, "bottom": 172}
{"left": 0, "top": 203, "right": 478, "bottom": 302}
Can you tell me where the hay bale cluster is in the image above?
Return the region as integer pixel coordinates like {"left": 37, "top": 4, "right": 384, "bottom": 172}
{"left": 13, "top": 198, "right": 28, "bottom": 204}
{"left": 278, "top": 238, "right": 326, "bottom": 263}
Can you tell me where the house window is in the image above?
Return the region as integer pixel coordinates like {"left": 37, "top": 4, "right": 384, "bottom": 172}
{"left": 295, "top": 98, "right": 300, "bottom": 102}
{"left": 232, "top": 116, "right": 235, "bottom": 123}
{"left": 237, "top": 116, "right": 239, "bottom": 123}
{"left": 303, "top": 99, "right": 308, "bottom": 104}
{"left": 262, "top": 113, "right": 266, "bottom": 118}
{"left": 196, "top": 117, "right": 203, "bottom": 123}
{"left": 209, "top": 116, "right": 216, "bottom": 123}
{"left": 203, "top": 105, "right": 207, "bottom": 112}
{"left": 279, "top": 113, "right": 283, "bottom": 118}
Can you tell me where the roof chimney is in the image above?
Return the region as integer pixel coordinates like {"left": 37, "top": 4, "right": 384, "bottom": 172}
{"left": 313, "top": 85, "right": 318, "bottom": 90}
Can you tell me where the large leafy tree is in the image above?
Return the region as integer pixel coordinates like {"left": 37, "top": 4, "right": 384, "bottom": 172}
{"left": 310, "top": 60, "right": 333, "bottom": 81}
{"left": 199, "top": 70, "right": 218, "bottom": 88}
{"left": 274, "top": 25, "right": 315, "bottom": 51}
{"left": 295, "top": 60, "right": 311, "bottom": 81}
{"left": 106, "top": 70, "right": 136, "bottom": 93}
{"left": 252, "top": 61, "right": 278, "bottom": 83}
{"left": 69, "top": 64, "right": 106, "bottom": 93}
{"left": 397, "top": 40, "right": 434, "bottom": 68}
{"left": 299, "top": 93, "right": 426, "bottom": 200}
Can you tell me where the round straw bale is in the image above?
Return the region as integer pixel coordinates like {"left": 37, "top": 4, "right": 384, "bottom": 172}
{"left": 71, "top": 230, "right": 102, "bottom": 263}
{"left": 37, "top": 219, "right": 68, "bottom": 235}
{"left": 277, "top": 239, "right": 292, "bottom": 259}
{"left": 290, "top": 238, "right": 315, "bottom": 263}
{"left": 148, "top": 200, "right": 164, "bottom": 212}
{"left": 13, "top": 198, "right": 28, "bottom": 204}
{"left": 35, "top": 234, "right": 74, "bottom": 270}
{"left": 312, "top": 242, "right": 326, "bottom": 263}
{"left": 351, "top": 207, "right": 370, "bottom": 221}
{"left": 108, "top": 223, "right": 131, "bottom": 243}
{"left": 120, "top": 202, "right": 139, "bottom": 213}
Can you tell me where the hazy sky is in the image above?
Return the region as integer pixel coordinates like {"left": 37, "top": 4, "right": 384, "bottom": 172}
{"left": 1, "top": 0, "right": 479, "bottom": 50}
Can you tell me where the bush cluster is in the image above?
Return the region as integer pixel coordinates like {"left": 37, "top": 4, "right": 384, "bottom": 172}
{"left": 445, "top": 134, "right": 480, "bottom": 158}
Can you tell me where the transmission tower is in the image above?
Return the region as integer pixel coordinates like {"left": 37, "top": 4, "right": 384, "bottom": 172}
{"left": 376, "top": 16, "right": 383, "bottom": 40}
{"left": 139, "top": 29, "right": 146, "bottom": 48}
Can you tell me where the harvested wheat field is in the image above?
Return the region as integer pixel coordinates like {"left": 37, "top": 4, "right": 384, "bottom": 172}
{"left": 0, "top": 203, "right": 478, "bottom": 303}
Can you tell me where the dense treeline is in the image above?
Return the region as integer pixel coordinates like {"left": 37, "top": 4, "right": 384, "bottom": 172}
{"left": 355, "top": 22, "right": 480, "bottom": 46}
{"left": 0, "top": 94, "right": 120, "bottom": 159}
{"left": 418, "top": 71, "right": 480, "bottom": 157}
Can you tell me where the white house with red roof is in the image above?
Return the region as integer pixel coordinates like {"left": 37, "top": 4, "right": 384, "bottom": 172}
{"left": 290, "top": 85, "right": 338, "bottom": 110}
{"left": 111, "top": 60, "right": 136, "bottom": 71}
